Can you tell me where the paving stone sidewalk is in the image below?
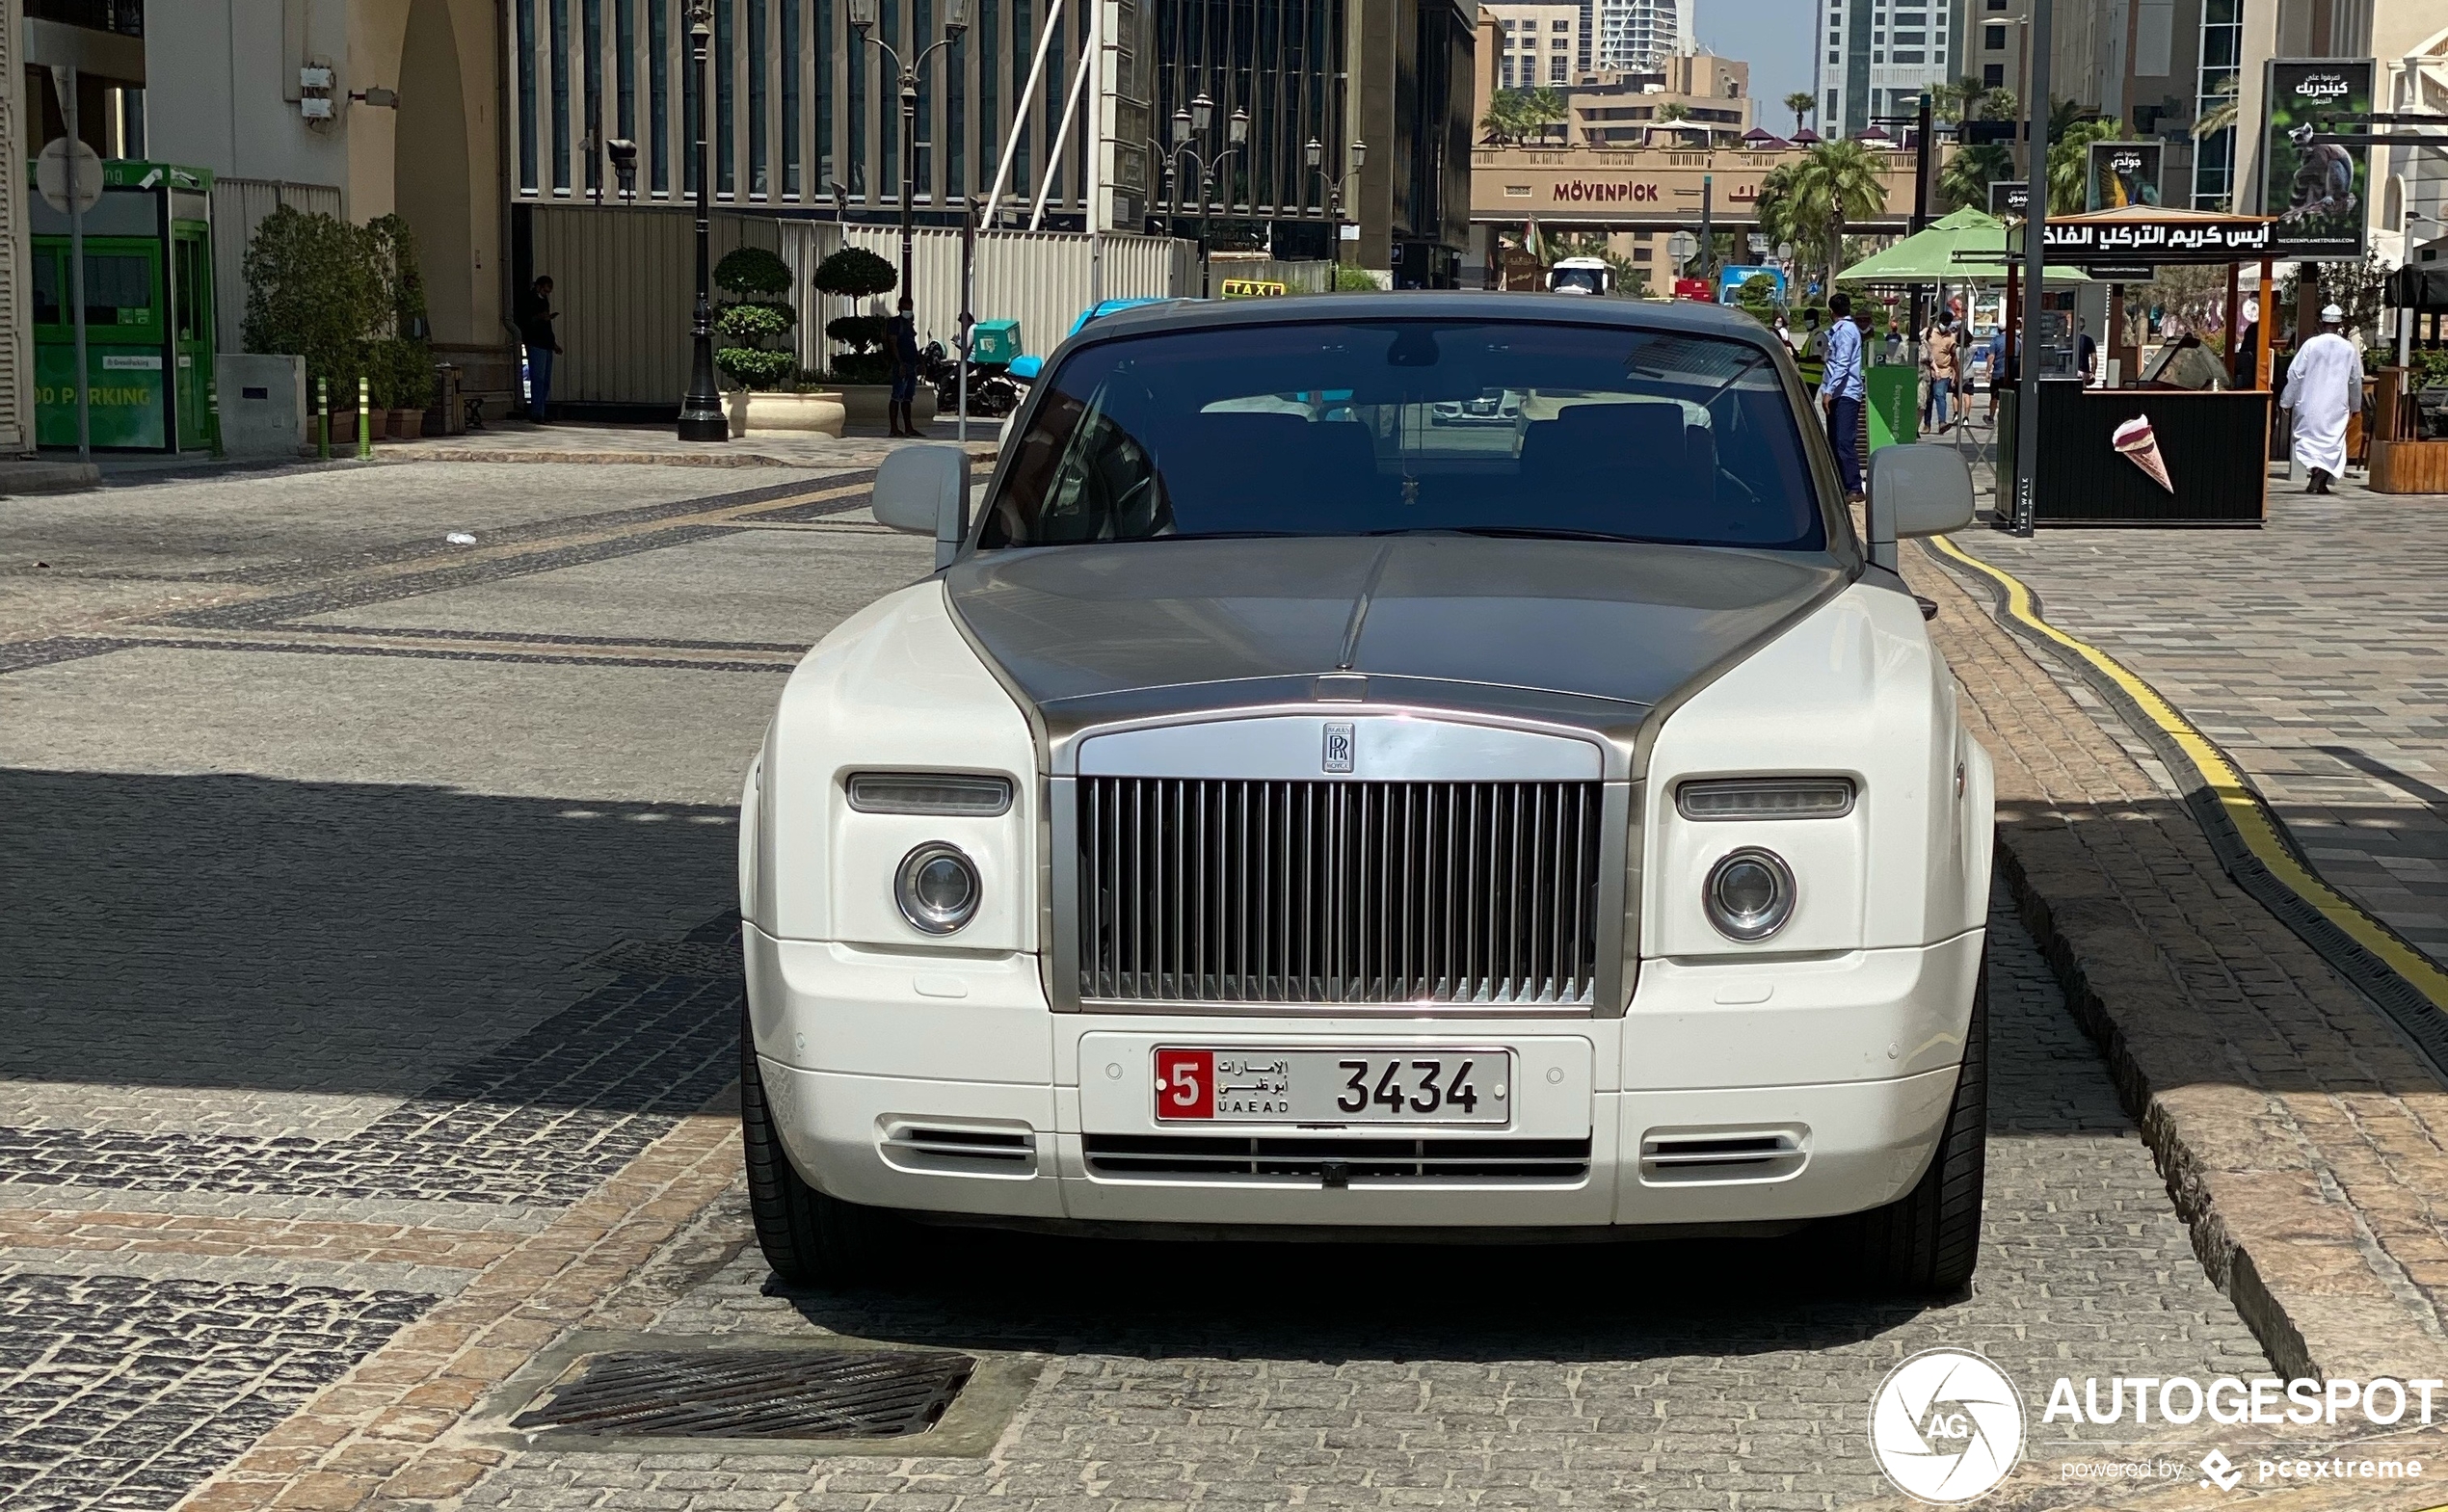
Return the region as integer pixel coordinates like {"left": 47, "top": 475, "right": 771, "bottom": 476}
{"left": 1909, "top": 535, "right": 2448, "bottom": 1389}
{"left": 1954, "top": 482, "right": 2448, "bottom": 972}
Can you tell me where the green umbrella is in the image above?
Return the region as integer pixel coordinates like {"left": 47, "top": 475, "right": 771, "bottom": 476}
{"left": 1836, "top": 206, "right": 2090, "bottom": 284}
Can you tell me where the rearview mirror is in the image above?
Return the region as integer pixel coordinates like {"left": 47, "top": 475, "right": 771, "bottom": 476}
{"left": 872, "top": 443, "right": 972, "bottom": 569}
{"left": 1865, "top": 444, "right": 1975, "bottom": 571}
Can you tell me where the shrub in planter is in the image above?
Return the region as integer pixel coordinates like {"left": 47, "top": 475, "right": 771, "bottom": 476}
{"left": 242, "top": 205, "right": 384, "bottom": 402}
{"left": 714, "top": 246, "right": 799, "bottom": 390}
{"left": 367, "top": 336, "right": 436, "bottom": 411}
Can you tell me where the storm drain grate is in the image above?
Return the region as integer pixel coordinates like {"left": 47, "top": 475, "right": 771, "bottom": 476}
{"left": 512, "top": 1349, "right": 975, "bottom": 1440}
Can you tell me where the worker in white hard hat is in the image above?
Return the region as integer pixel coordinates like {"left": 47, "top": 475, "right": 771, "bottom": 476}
{"left": 2279, "top": 303, "right": 2358, "bottom": 494}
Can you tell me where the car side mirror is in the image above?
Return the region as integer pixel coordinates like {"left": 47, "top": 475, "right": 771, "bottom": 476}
{"left": 872, "top": 443, "right": 972, "bottom": 569}
{"left": 1865, "top": 444, "right": 1975, "bottom": 571}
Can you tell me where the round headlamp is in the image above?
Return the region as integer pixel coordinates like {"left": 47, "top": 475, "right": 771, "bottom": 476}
{"left": 1703, "top": 847, "right": 1795, "bottom": 942}
{"left": 895, "top": 842, "right": 981, "bottom": 935}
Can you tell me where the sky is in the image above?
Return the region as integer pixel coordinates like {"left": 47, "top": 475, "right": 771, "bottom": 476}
{"left": 1694, "top": 0, "right": 1818, "bottom": 132}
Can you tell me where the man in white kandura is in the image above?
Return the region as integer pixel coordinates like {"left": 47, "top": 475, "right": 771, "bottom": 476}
{"left": 2280, "top": 304, "right": 2360, "bottom": 495}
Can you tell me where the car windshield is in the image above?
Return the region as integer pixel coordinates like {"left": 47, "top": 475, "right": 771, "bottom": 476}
{"left": 979, "top": 319, "right": 1826, "bottom": 551}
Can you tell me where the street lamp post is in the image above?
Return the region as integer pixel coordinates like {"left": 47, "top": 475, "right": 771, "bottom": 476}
{"left": 676, "top": 3, "right": 727, "bottom": 442}
{"left": 1156, "top": 95, "right": 1247, "bottom": 298}
{"left": 848, "top": 0, "right": 970, "bottom": 305}
{"left": 1304, "top": 137, "right": 1368, "bottom": 263}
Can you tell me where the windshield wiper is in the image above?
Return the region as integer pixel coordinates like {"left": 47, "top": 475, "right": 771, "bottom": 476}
{"left": 1363, "top": 525, "right": 1643, "bottom": 544}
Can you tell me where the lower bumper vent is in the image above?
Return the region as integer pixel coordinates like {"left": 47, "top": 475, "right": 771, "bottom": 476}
{"left": 1085, "top": 1133, "right": 1591, "bottom": 1184}
{"left": 1638, "top": 1127, "right": 1806, "bottom": 1184}
{"left": 511, "top": 1348, "right": 974, "bottom": 1440}
{"left": 881, "top": 1123, "right": 1036, "bottom": 1175}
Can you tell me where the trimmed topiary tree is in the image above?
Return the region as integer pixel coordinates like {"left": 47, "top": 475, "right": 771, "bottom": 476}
{"left": 714, "top": 245, "right": 799, "bottom": 390}
{"left": 810, "top": 247, "right": 897, "bottom": 382}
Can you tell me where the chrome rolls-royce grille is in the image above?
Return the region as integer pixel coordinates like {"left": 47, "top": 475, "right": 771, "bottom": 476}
{"left": 1075, "top": 778, "right": 1604, "bottom": 1005}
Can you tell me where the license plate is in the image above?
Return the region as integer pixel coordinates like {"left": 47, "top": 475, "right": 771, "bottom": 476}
{"left": 1153, "top": 1048, "right": 1512, "bottom": 1125}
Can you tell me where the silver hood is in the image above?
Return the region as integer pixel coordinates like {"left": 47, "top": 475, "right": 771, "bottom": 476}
{"left": 944, "top": 535, "right": 1849, "bottom": 729}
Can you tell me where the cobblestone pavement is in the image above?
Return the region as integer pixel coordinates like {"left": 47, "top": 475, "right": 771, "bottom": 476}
{"left": 439, "top": 898, "right": 2278, "bottom": 1512}
{"left": 0, "top": 452, "right": 2339, "bottom": 1511}
{"left": 1946, "top": 475, "right": 2448, "bottom": 971}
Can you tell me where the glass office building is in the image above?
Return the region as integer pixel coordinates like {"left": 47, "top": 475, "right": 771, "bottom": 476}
{"left": 504, "top": 0, "right": 1468, "bottom": 272}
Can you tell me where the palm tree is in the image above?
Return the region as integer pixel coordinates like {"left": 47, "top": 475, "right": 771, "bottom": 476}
{"left": 1753, "top": 162, "right": 1800, "bottom": 252}
{"left": 1786, "top": 139, "right": 1890, "bottom": 283}
{"left": 1783, "top": 91, "right": 1816, "bottom": 136}
{"left": 1938, "top": 142, "right": 2010, "bottom": 211}
{"left": 1523, "top": 86, "right": 1570, "bottom": 144}
{"left": 1479, "top": 89, "right": 1529, "bottom": 146}
{"left": 2047, "top": 117, "right": 2123, "bottom": 213}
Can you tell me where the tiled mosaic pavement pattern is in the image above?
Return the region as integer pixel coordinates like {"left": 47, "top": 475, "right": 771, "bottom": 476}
{"left": 1949, "top": 484, "right": 2448, "bottom": 968}
{"left": 427, "top": 898, "right": 2283, "bottom": 1512}
{"left": 0, "top": 460, "right": 936, "bottom": 1510}
{"left": 0, "top": 1272, "right": 431, "bottom": 1511}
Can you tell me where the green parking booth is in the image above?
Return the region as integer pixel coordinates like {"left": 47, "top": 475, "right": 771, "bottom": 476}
{"left": 30, "top": 160, "right": 217, "bottom": 452}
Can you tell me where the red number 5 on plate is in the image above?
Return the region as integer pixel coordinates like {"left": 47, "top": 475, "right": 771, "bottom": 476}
{"left": 1154, "top": 1048, "right": 1213, "bottom": 1119}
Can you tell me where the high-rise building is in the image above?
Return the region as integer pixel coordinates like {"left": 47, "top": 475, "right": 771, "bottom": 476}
{"left": 1597, "top": 0, "right": 1690, "bottom": 72}
{"left": 1812, "top": 0, "right": 1961, "bottom": 137}
{"left": 1486, "top": 0, "right": 1587, "bottom": 90}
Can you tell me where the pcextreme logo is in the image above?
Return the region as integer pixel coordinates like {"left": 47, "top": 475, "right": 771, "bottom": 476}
{"left": 1870, "top": 1349, "right": 2027, "bottom": 1503}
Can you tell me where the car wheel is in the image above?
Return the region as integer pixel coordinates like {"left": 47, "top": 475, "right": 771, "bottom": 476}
{"left": 738, "top": 1000, "right": 902, "bottom": 1287}
{"left": 1843, "top": 943, "right": 1987, "bottom": 1295}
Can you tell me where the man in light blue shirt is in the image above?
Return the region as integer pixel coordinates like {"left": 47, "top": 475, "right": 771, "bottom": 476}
{"left": 1819, "top": 292, "right": 1867, "bottom": 501}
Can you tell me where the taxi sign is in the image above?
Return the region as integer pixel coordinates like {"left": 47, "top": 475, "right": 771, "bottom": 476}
{"left": 1219, "top": 279, "right": 1289, "bottom": 299}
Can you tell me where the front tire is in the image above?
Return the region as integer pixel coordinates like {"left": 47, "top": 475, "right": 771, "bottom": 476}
{"left": 1842, "top": 944, "right": 1987, "bottom": 1294}
{"left": 739, "top": 1001, "right": 902, "bottom": 1287}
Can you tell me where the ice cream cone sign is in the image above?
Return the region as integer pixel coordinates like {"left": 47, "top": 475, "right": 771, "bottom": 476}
{"left": 2113, "top": 414, "right": 2173, "bottom": 492}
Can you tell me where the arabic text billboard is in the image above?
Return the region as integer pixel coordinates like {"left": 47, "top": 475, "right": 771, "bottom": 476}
{"left": 1988, "top": 179, "right": 2030, "bottom": 218}
{"left": 2085, "top": 142, "right": 2163, "bottom": 211}
{"left": 2261, "top": 58, "right": 2373, "bottom": 259}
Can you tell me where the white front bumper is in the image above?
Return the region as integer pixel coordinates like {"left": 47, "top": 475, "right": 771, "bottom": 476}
{"left": 745, "top": 923, "right": 1982, "bottom": 1232}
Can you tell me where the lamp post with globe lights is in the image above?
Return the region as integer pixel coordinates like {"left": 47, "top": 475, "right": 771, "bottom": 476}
{"left": 847, "top": 0, "right": 969, "bottom": 305}
{"left": 676, "top": 2, "right": 727, "bottom": 442}
{"left": 1304, "top": 137, "right": 1367, "bottom": 262}
{"left": 1155, "top": 94, "right": 1247, "bottom": 298}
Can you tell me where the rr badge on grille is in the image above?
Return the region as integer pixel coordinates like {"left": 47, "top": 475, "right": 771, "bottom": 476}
{"left": 1321, "top": 721, "right": 1356, "bottom": 774}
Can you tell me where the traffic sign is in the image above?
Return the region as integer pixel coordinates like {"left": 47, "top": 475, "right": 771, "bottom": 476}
{"left": 1665, "top": 230, "right": 1699, "bottom": 269}
{"left": 37, "top": 137, "right": 102, "bottom": 215}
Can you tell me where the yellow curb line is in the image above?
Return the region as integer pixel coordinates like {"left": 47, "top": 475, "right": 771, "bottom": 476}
{"left": 1925, "top": 530, "right": 2448, "bottom": 1021}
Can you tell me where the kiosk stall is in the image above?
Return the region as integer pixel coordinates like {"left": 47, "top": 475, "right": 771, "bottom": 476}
{"left": 29, "top": 161, "right": 217, "bottom": 453}
{"left": 1999, "top": 205, "right": 2277, "bottom": 526}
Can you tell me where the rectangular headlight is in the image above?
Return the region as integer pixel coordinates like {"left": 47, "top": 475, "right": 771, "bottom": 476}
{"left": 846, "top": 772, "right": 1015, "bottom": 816}
{"left": 1675, "top": 778, "right": 1855, "bottom": 821}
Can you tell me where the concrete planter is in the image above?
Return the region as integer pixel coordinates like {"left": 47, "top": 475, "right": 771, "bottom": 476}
{"left": 831, "top": 385, "right": 937, "bottom": 427}
{"left": 724, "top": 389, "right": 849, "bottom": 438}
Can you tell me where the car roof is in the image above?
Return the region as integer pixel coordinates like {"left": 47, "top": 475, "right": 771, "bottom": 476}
{"left": 1065, "top": 290, "right": 1786, "bottom": 357}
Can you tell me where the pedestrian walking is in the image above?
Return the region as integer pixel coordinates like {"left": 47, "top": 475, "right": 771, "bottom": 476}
{"left": 516, "top": 276, "right": 561, "bottom": 423}
{"left": 1923, "top": 319, "right": 1958, "bottom": 432}
{"left": 2280, "top": 304, "right": 2359, "bottom": 494}
{"left": 884, "top": 298, "right": 923, "bottom": 438}
{"left": 1820, "top": 291, "right": 1866, "bottom": 503}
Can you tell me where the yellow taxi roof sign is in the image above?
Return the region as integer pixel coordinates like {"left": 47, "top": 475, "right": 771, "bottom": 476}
{"left": 1219, "top": 279, "right": 1289, "bottom": 299}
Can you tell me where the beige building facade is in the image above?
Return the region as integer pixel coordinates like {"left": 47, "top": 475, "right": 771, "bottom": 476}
{"left": 1474, "top": 144, "right": 1922, "bottom": 227}
{"left": 143, "top": 1, "right": 508, "bottom": 393}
